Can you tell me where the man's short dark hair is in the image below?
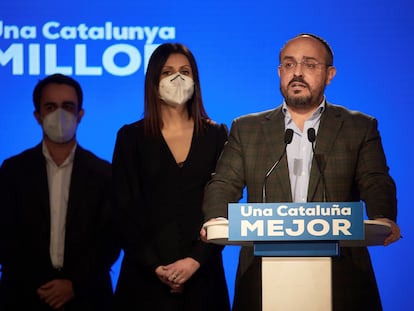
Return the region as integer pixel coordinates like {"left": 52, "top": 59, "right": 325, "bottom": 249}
{"left": 280, "top": 33, "right": 334, "bottom": 66}
{"left": 32, "top": 73, "right": 83, "bottom": 112}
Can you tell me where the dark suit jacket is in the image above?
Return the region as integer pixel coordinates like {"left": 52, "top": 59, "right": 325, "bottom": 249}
{"left": 203, "top": 102, "right": 397, "bottom": 311}
{"left": 0, "top": 143, "right": 120, "bottom": 311}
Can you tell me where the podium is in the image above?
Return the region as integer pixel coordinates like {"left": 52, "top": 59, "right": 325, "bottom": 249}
{"left": 204, "top": 202, "right": 391, "bottom": 311}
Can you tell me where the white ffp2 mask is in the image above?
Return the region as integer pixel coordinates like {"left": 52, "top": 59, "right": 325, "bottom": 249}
{"left": 42, "top": 108, "right": 78, "bottom": 143}
{"left": 159, "top": 73, "right": 194, "bottom": 106}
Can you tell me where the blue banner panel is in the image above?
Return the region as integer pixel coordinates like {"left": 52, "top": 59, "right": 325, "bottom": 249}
{"left": 253, "top": 241, "right": 340, "bottom": 257}
{"left": 228, "top": 202, "right": 364, "bottom": 242}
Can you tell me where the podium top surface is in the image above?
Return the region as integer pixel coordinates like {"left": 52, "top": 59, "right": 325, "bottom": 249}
{"left": 204, "top": 219, "right": 391, "bottom": 247}
{"left": 340, "top": 219, "right": 391, "bottom": 247}
{"left": 204, "top": 219, "right": 250, "bottom": 246}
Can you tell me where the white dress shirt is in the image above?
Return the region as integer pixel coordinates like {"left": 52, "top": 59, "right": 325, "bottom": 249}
{"left": 42, "top": 141, "right": 76, "bottom": 268}
{"left": 283, "top": 100, "right": 325, "bottom": 202}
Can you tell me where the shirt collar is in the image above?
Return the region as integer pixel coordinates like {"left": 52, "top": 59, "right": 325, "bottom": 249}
{"left": 42, "top": 141, "right": 77, "bottom": 167}
{"left": 282, "top": 97, "right": 326, "bottom": 126}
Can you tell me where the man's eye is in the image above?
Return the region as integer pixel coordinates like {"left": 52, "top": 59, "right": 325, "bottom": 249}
{"left": 44, "top": 103, "right": 56, "bottom": 111}
{"left": 63, "top": 104, "right": 75, "bottom": 111}
{"left": 305, "top": 63, "right": 316, "bottom": 69}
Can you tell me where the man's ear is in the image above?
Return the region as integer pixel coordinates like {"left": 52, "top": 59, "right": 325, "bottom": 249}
{"left": 325, "top": 66, "right": 336, "bottom": 85}
{"left": 77, "top": 108, "right": 85, "bottom": 124}
{"left": 33, "top": 111, "right": 42, "bottom": 125}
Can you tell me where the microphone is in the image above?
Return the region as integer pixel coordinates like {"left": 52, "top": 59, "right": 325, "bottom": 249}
{"left": 307, "top": 128, "right": 328, "bottom": 202}
{"left": 262, "top": 129, "right": 294, "bottom": 203}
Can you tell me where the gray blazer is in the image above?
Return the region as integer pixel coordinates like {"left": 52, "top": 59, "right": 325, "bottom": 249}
{"left": 203, "top": 102, "right": 397, "bottom": 311}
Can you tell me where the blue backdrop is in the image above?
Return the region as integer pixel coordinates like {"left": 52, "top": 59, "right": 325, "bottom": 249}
{"left": 1, "top": 1, "right": 413, "bottom": 309}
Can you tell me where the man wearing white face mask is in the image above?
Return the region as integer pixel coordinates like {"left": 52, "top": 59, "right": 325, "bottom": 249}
{"left": 41, "top": 107, "right": 79, "bottom": 144}
{"left": 0, "top": 73, "right": 120, "bottom": 311}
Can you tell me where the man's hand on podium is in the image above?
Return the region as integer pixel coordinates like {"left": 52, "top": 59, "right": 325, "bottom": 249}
{"left": 200, "top": 218, "right": 227, "bottom": 243}
{"left": 375, "top": 217, "right": 401, "bottom": 246}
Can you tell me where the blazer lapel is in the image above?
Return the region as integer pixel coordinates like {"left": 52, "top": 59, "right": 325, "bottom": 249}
{"left": 308, "top": 103, "right": 343, "bottom": 201}
{"left": 260, "top": 107, "right": 292, "bottom": 201}
{"left": 66, "top": 146, "right": 84, "bottom": 229}
{"left": 31, "top": 144, "right": 52, "bottom": 224}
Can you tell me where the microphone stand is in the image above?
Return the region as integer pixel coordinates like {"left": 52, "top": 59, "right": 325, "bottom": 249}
{"left": 307, "top": 128, "right": 328, "bottom": 202}
{"left": 262, "top": 129, "right": 294, "bottom": 203}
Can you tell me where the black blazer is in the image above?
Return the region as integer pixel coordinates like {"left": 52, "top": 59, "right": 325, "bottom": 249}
{"left": 112, "top": 120, "right": 230, "bottom": 311}
{"left": 0, "top": 143, "right": 120, "bottom": 311}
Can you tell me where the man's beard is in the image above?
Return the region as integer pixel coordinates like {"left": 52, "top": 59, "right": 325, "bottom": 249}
{"left": 281, "top": 85, "right": 324, "bottom": 110}
{"left": 281, "top": 76, "right": 324, "bottom": 109}
{"left": 284, "top": 94, "right": 312, "bottom": 109}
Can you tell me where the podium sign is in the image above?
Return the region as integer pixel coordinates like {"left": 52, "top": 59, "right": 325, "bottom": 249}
{"left": 228, "top": 202, "right": 364, "bottom": 257}
{"left": 227, "top": 202, "right": 365, "bottom": 310}
{"left": 228, "top": 202, "right": 364, "bottom": 242}
{"left": 203, "top": 202, "right": 384, "bottom": 310}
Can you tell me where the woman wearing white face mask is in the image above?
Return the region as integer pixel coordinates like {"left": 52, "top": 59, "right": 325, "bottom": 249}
{"left": 112, "top": 43, "right": 230, "bottom": 311}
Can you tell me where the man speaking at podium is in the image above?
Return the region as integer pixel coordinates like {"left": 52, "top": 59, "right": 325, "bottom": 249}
{"left": 201, "top": 33, "right": 401, "bottom": 311}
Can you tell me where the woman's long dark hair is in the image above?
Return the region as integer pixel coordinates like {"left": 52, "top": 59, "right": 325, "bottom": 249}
{"left": 143, "top": 43, "right": 209, "bottom": 136}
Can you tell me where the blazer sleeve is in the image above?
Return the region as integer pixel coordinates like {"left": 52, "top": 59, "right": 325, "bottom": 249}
{"left": 112, "top": 125, "right": 163, "bottom": 271}
{"left": 65, "top": 148, "right": 121, "bottom": 298}
{"left": 355, "top": 117, "right": 397, "bottom": 221}
{"left": 188, "top": 123, "right": 229, "bottom": 265}
{"left": 0, "top": 158, "right": 16, "bottom": 266}
{"left": 202, "top": 118, "right": 247, "bottom": 221}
